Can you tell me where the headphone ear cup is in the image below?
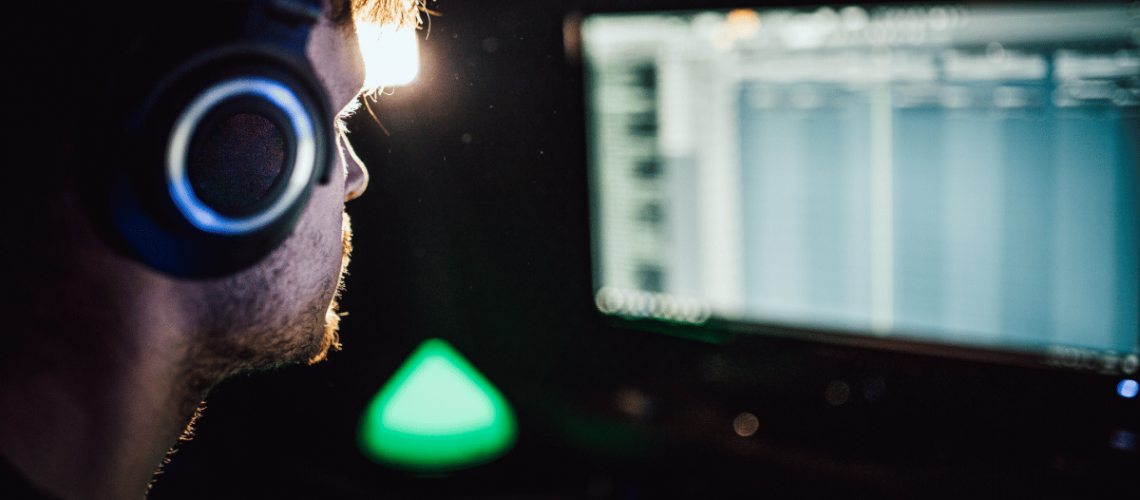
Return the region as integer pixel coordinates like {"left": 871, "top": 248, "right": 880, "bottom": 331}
{"left": 77, "top": 1, "right": 334, "bottom": 279}
{"left": 102, "top": 61, "right": 333, "bottom": 279}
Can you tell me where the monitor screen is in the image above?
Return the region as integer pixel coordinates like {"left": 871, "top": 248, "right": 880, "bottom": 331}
{"left": 583, "top": 3, "right": 1140, "bottom": 372}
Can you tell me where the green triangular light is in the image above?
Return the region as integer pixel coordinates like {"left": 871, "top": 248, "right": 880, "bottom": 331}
{"left": 357, "top": 338, "right": 518, "bottom": 472}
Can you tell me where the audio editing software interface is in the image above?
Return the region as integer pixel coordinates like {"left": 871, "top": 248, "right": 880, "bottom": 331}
{"left": 584, "top": 3, "right": 1140, "bottom": 368}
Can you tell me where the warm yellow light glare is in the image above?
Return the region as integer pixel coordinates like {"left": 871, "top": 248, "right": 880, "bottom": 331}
{"left": 357, "top": 23, "right": 420, "bottom": 89}
{"left": 725, "top": 9, "right": 761, "bottom": 39}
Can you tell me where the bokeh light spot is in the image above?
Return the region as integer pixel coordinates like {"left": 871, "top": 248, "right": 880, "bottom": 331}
{"left": 733, "top": 412, "right": 759, "bottom": 437}
{"left": 1118, "top": 379, "right": 1138, "bottom": 399}
{"left": 825, "top": 380, "right": 851, "bottom": 406}
{"left": 358, "top": 338, "right": 517, "bottom": 472}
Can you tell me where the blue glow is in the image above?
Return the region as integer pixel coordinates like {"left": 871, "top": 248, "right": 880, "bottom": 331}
{"left": 1109, "top": 429, "right": 1137, "bottom": 451}
{"left": 1118, "top": 379, "right": 1138, "bottom": 398}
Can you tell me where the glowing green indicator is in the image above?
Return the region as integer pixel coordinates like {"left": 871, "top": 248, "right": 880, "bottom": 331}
{"left": 358, "top": 338, "right": 518, "bottom": 472}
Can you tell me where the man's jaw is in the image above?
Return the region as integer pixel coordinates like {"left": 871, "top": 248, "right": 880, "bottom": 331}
{"left": 309, "top": 211, "right": 353, "bottom": 364}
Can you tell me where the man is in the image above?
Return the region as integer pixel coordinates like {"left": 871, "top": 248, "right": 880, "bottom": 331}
{"left": 0, "top": 1, "right": 424, "bottom": 498}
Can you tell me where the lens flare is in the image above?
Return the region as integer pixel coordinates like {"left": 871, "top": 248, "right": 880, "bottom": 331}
{"left": 357, "top": 23, "right": 420, "bottom": 89}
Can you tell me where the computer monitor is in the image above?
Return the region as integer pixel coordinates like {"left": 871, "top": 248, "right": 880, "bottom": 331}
{"left": 582, "top": 1, "right": 1140, "bottom": 376}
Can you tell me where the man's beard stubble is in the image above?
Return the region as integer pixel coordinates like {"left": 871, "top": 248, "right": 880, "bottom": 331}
{"left": 309, "top": 211, "right": 353, "bottom": 364}
{"left": 169, "top": 211, "right": 354, "bottom": 448}
{"left": 178, "top": 210, "right": 354, "bottom": 399}
{"left": 165, "top": 212, "right": 351, "bottom": 471}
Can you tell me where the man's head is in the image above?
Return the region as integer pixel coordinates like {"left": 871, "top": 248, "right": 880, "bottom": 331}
{"left": 1, "top": 1, "right": 424, "bottom": 497}
{"left": 8, "top": 0, "right": 422, "bottom": 375}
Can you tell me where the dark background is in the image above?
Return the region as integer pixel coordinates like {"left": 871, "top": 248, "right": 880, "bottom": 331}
{"left": 149, "top": 1, "right": 1139, "bottom": 498}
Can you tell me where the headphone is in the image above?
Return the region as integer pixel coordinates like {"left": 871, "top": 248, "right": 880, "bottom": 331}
{"left": 82, "top": 0, "right": 335, "bottom": 279}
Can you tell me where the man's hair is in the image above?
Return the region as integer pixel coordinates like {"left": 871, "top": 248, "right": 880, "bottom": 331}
{"left": 337, "top": 0, "right": 426, "bottom": 29}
